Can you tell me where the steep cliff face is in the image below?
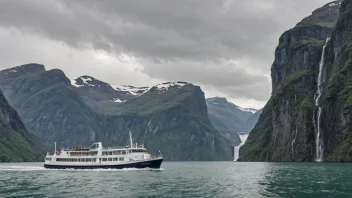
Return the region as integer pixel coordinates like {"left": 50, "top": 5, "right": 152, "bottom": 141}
{"left": 240, "top": 1, "right": 342, "bottom": 161}
{"left": 0, "top": 64, "right": 233, "bottom": 161}
{"left": 0, "top": 89, "right": 44, "bottom": 162}
{"left": 320, "top": 0, "right": 352, "bottom": 162}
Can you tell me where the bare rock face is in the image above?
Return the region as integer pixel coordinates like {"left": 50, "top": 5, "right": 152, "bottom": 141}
{"left": 240, "top": 0, "right": 344, "bottom": 162}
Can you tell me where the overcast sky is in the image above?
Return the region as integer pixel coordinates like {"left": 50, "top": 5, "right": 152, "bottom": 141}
{"left": 0, "top": 0, "right": 333, "bottom": 109}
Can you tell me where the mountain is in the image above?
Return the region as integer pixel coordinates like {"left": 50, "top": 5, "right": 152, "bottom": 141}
{"left": 0, "top": 88, "right": 44, "bottom": 162}
{"left": 72, "top": 78, "right": 237, "bottom": 160}
{"left": 0, "top": 64, "right": 235, "bottom": 161}
{"left": 244, "top": 109, "right": 263, "bottom": 132}
{"left": 0, "top": 64, "right": 108, "bottom": 148}
{"left": 206, "top": 97, "right": 260, "bottom": 134}
{"left": 240, "top": 0, "right": 347, "bottom": 162}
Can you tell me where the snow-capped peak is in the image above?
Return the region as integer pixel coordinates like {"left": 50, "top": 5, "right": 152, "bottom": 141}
{"left": 110, "top": 81, "right": 189, "bottom": 95}
{"left": 207, "top": 97, "right": 257, "bottom": 114}
{"left": 110, "top": 85, "right": 149, "bottom": 96}
{"left": 237, "top": 106, "right": 257, "bottom": 114}
{"left": 328, "top": 1, "right": 341, "bottom": 7}
{"left": 154, "top": 82, "right": 188, "bottom": 92}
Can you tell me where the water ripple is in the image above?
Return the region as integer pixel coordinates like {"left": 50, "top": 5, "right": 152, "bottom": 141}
{"left": 0, "top": 162, "right": 352, "bottom": 197}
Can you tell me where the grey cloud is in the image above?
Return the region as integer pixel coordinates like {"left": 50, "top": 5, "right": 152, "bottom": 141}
{"left": 0, "top": 0, "right": 332, "bottom": 61}
{"left": 142, "top": 60, "right": 271, "bottom": 101}
{"left": 0, "top": 0, "right": 333, "bottom": 107}
{"left": 143, "top": 59, "right": 269, "bottom": 91}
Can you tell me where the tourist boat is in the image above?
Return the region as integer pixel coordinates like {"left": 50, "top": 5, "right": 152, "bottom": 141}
{"left": 44, "top": 132, "right": 163, "bottom": 169}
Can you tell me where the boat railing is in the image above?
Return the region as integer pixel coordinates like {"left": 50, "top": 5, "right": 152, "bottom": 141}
{"left": 47, "top": 152, "right": 61, "bottom": 156}
{"left": 104, "top": 146, "right": 129, "bottom": 149}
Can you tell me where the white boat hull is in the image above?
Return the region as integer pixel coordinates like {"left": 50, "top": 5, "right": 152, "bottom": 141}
{"left": 44, "top": 157, "right": 163, "bottom": 169}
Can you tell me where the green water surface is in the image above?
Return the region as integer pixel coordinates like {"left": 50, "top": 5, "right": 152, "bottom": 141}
{"left": 0, "top": 162, "right": 351, "bottom": 197}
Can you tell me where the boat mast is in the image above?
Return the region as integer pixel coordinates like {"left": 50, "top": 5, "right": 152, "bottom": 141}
{"left": 54, "top": 142, "right": 57, "bottom": 154}
{"left": 129, "top": 131, "right": 133, "bottom": 148}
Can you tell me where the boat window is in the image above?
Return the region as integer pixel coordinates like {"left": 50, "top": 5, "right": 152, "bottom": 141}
{"left": 113, "top": 158, "right": 118, "bottom": 161}
{"left": 119, "top": 157, "right": 124, "bottom": 161}
{"left": 108, "top": 158, "right": 112, "bottom": 161}
{"left": 103, "top": 158, "right": 107, "bottom": 161}
{"left": 122, "top": 151, "right": 126, "bottom": 155}
{"left": 132, "top": 149, "right": 144, "bottom": 153}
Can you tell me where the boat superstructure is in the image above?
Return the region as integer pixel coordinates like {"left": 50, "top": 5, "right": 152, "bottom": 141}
{"left": 44, "top": 132, "right": 163, "bottom": 169}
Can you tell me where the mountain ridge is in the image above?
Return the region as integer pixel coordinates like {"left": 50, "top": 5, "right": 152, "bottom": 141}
{"left": 206, "top": 97, "right": 261, "bottom": 135}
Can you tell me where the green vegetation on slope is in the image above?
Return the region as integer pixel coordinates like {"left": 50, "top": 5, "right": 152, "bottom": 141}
{"left": 0, "top": 126, "right": 44, "bottom": 162}
{"left": 238, "top": 99, "right": 272, "bottom": 161}
{"left": 0, "top": 89, "right": 44, "bottom": 162}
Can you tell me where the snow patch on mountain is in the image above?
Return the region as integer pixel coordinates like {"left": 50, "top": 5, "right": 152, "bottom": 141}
{"left": 154, "top": 82, "right": 188, "bottom": 92}
{"left": 70, "top": 78, "right": 84, "bottom": 88}
{"left": 207, "top": 97, "right": 257, "bottom": 114}
{"left": 70, "top": 76, "right": 99, "bottom": 87}
{"left": 207, "top": 98, "right": 219, "bottom": 105}
{"left": 110, "top": 81, "right": 188, "bottom": 95}
{"left": 111, "top": 85, "right": 149, "bottom": 95}
{"left": 328, "top": 2, "right": 341, "bottom": 7}
{"left": 80, "top": 76, "right": 96, "bottom": 87}
{"left": 114, "top": 98, "right": 126, "bottom": 103}
{"left": 237, "top": 106, "right": 257, "bottom": 114}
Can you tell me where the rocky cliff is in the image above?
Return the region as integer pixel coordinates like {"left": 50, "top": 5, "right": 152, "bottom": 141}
{"left": 240, "top": 0, "right": 344, "bottom": 161}
{"left": 0, "top": 88, "right": 44, "bottom": 162}
{"left": 0, "top": 64, "right": 234, "bottom": 161}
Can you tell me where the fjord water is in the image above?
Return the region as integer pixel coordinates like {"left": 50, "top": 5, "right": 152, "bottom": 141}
{"left": 1, "top": 162, "right": 352, "bottom": 197}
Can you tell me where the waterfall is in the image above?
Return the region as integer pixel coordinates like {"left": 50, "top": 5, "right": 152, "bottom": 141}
{"left": 291, "top": 128, "right": 297, "bottom": 161}
{"left": 234, "top": 134, "right": 249, "bottom": 161}
{"left": 314, "top": 38, "right": 330, "bottom": 162}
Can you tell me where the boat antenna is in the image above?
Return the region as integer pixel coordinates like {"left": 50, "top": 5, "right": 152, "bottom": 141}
{"left": 54, "top": 142, "right": 57, "bottom": 154}
{"left": 129, "top": 131, "right": 133, "bottom": 148}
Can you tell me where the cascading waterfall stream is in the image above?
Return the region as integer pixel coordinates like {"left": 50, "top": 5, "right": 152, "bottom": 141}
{"left": 234, "top": 134, "right": 249, "bottom": 161}
{"left": 314, "top": 37, "right": 330, "bottom": 162}
{"left": 291, "top": 128, "right": 297, "bottom": 161}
